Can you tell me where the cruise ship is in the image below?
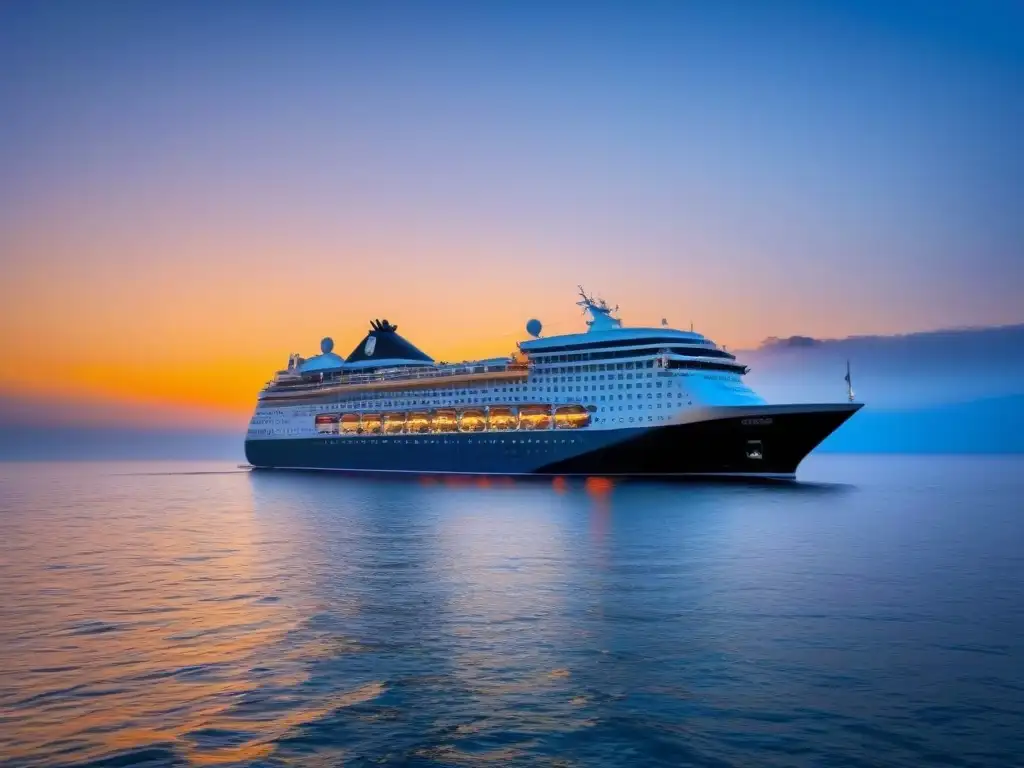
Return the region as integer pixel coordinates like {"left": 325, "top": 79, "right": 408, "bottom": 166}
{"left": 244, "top": 288, "right": 862, "bottom": 479}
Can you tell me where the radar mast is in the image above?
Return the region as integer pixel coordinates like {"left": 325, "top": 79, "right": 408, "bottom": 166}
{"left": 576, "top": 286, "right": 622, "bottom": 332}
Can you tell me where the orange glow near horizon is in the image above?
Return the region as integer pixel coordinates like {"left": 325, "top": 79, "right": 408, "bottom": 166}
{"left": 0, "top": 234, "right": 774, "bottom": 428}
{"left": 2, "top": 225, "right": 1014, "bottom": 430}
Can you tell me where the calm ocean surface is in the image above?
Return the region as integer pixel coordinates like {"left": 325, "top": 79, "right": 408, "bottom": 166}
{"left": 0, "top": 455, "right": 1021, "bottom": 767}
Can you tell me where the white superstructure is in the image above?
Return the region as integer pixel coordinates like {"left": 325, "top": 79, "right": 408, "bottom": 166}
{"left": 247, "top": 288, "right": 765, "bottom": 441}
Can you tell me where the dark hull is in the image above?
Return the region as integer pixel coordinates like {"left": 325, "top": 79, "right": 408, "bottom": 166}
{"left": 245, "top": 403, "right": 862, "bottom": 479}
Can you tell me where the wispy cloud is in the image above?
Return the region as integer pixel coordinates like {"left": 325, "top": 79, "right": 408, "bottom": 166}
{"left": 739, "top": 324, "right": 1024, "bottom": 409}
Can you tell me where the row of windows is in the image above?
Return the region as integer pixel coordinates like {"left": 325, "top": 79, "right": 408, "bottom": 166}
{"left": 666, "top": 360, "right": 746, "bottom": 374}
{"left": 268, "top": 380, "right": 737, "bottom": 411}
{"left": 254, "top": 395, "right": 684, "bottom": 422}
{"left": 528, "top": 337, "right": 713, "bottom": 355}
{"left": 530, "top": 345, "right": 733, "bottom": 362}
{"left": 252, "top": 392, "right": 686, "bottom": 430}
{"left": 264, "top": 382, "right": 531, "bottom": 407}
{"left": 251, "top": 410, "right": 676, "bottom": 437}
{"left": 535, "top": 359, "right": 660, "bottom": 373}
{"left": 536, "top": 371, "right": 658, "bottom": 382}
{"left": 256, "top": 373, "right": 748, "bottom": 422}
{"left": 314, "top": 405, "right": 590, "bottom": 435}
{"left": 598, "top": 414, "right": 669, "bottom": 424}
{"left": 312, "top": 437, "right": 584, "bottom": 446}
{"left": 251, "top": 397, "right": 696, "bottom": 435}
{"left": 253, "top": 387, "right": 693, "bottom": 422}
{"left": 253, "top": 412, "right": 683, "bottom": 439}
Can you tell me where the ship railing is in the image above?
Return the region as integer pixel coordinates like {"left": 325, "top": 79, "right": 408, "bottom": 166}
{"left": 261, "top": 360, "right": 529, "bottom": 396}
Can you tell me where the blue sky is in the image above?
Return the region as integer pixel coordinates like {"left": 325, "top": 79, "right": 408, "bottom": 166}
{"left": 3, "top": 0, "right": 1021, "bottom": 334}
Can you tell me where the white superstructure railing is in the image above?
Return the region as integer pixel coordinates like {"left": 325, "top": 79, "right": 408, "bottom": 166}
{"left": 262, "top": 359, "right": 528, "bottom": 398}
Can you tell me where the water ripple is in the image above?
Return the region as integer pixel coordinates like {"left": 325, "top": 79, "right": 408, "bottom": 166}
{"left": 0, "top": 456, "right": 1022, "bottom": 766}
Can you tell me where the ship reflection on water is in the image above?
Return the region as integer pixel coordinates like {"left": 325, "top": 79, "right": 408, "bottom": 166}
{"left": 1, "top": 457, "right": 1021, "bottom": 766}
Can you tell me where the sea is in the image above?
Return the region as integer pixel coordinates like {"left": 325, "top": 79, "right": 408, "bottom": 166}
{"left": 0, "top": 455, "right": 1021, "bottom": 767}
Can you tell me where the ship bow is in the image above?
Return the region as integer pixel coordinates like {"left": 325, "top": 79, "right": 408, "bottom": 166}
{"left": 538, "top": 403, "right": 863, "bottom": 478}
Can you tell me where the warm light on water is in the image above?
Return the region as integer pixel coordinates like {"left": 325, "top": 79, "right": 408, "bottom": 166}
{"left": 1, "top": 456, "right": 1022, "bottom": 765}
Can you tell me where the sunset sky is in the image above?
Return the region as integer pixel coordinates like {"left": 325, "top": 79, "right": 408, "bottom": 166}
{"left": 2, "top": 1, "right": 1021, "bottom": 428}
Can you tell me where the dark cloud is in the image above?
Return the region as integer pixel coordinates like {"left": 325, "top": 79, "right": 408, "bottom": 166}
{"left": 754, "top": 324, "right": 1024, "bottom": 354}
{"left": 759, "top": 335, "right": 821, "bottom": 349}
